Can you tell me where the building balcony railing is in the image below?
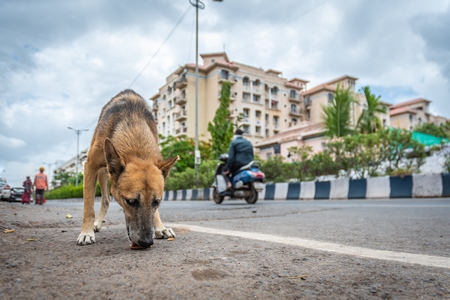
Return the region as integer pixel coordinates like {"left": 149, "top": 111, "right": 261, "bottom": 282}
{"left": 175, "top": 127, "right": 187, "bottom": 135}
{"left": 289, "top": 109, "right": 302, "bottom": 117}
{"left": 218, "top": 76, "right": 237, "bottom": 85}
{"left": 176, "top": 77, "right": 187, "bottom": 89}
{"left": 288, "top": 95, "right": 301, "bottom": 103}
{"left": 175, "top": 110, "right": 187, "bottom": 121}
{"left": 175, "top": 95, "right": 187, "bottom": 105}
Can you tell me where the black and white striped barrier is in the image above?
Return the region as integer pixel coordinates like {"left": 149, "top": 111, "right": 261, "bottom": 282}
{"left": 163, "top": 173, "right": 450, "bottom": 201}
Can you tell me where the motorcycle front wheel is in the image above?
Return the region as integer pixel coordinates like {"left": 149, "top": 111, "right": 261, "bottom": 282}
{"left": 245, "top": 183, "right": 258, "bottom": 204}
{"left": 213, "top": 188, "right": 224, "bottom": 204}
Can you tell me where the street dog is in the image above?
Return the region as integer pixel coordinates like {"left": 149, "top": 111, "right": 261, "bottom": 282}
{"left": 76, "top": 89, "right": 178, "bottom": 249}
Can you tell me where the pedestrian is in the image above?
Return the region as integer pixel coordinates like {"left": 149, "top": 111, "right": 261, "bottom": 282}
{"left": 21, "top": 176, "right": 33, "bottom": 205}
{"left": 34, "top": 167, "right": 48, "bottom": 205}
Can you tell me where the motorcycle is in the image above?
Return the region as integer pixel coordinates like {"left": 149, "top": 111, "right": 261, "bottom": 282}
{"left": 212, "top": 154, "right": 265, "bottom": 204}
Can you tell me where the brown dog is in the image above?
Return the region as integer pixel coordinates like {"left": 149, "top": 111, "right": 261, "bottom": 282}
{"left": 76, "top": 89, "right": 178, "bottom": 248}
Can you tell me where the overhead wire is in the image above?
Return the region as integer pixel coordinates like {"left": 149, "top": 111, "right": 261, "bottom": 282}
{"left": 128, "top": 4, "right": 192, "bottom": 88}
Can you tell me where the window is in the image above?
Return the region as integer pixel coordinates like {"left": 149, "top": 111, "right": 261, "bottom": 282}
{"left": 253, "top": 79, "right": 261, "bottom": 87}
{"left": 243, "top": 77, "right": 250, "bottom": 86}
{"left": 383, "top": 119, "right": 387, "bottom": 127}
{"left": 255, "top": 110, "right": 261, "bottom": 119}
{"left": 418, "top": 117, "right": 422, "bottom": 125}
{"left": 270, "top": 86, "right": 279, "bottom": 95}
{"left": 243, "top": 92, "right": 250, "bottom": 102}
{"left": 255, "top": 126, "right": 261, "bottom": 135}
{"left": 409, "top": 114, "right": 414, "bottom": 122}
{"left": 328, "top": 93, "right": 334, "bottom": 103}
{"left": 265, "top": 129, "right": 269, "bottom": 137}
{"left": 221, "top": 70, "right": 229, "bottom": 80}
{"left": 243, "top": 108, "right": 250, "bottom": 118}
{"left": 290, "top": 104, "right": 297, "bottom": 113}
{"left": 290, "top": 90, "right": 297, "bottom": 98}
{"left": 242, "top": 125, "right": 250, "bottom": 134}
{"left": 253, "top": 94, "right": 261, "bottom": 103}
{"left": 271, "top": 100, "right": 279, "bottom": 109}
{"left": 265, "top": 114, "right": 269, "bottom": 123}
{"left": 273, "top": 116, "right": 279, "bottom": 125}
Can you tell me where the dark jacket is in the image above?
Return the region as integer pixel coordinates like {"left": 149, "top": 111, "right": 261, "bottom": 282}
{"left": 226, "top": 136, "right": 254, "bottom": 174}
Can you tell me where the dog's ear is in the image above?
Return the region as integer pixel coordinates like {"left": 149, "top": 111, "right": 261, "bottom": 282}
{"left": 156, "top": 156, "right": 179, "bottom": 178}
{"left": 104, "top": 138, "right": 124, "bottom": 175}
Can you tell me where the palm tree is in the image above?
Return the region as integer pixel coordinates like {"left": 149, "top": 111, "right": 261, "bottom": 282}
{"left": 322, "top": 84, "right": 355, "bottom": 137}
{"left": 357, "top": 86, "right": 387, "bottom": 134}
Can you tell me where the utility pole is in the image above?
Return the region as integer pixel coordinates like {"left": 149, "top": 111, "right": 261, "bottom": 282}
{"left": 189, "top": 0, "right": 222, "bottom": 186}
{"left": 67, "top": 127, "right": 89, "bottom": 187}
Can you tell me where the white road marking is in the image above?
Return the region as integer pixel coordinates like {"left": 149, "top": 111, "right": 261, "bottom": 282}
{"left": 168, "top": 223, "right": 450, "bottom": 269}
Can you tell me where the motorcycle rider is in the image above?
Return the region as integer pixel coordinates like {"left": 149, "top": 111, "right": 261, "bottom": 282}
{"left": 222, "top": 128, "right": 254, "bottom": 191}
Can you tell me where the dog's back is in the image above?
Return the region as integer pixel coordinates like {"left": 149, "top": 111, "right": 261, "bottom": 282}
{"left": 92, "top": 89, "right": 161, "bottom": 161}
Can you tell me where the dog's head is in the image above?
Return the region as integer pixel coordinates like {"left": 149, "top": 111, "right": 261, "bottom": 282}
{"left": 104, "top": 138, "right": 178, "bottom": 248}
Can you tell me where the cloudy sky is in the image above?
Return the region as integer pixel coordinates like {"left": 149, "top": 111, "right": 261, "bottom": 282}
{"left": 1, "top": 0, "right": 449, "bottom": 187}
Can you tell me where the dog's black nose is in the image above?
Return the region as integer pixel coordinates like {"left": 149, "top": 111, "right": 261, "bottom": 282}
{"left": 138, "top": 240, "right": 153, "bottom": 248}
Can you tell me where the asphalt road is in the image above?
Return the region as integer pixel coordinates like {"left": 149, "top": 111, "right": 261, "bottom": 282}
{"left": 1, "top": 198, "right": 450, "bottom": 299}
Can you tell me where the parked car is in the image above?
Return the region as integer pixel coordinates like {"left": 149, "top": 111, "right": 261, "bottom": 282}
{"left": 1, "top": 184, "right": 11, "bottom": 200}
{"left": 0, "top": 178, "right": 7, "bottom": 200}
{"left": 10, "top": 187, "right": 27, "bottom": 202}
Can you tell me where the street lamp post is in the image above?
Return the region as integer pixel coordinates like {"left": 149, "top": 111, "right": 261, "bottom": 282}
{"left": 189, "top": 0, "right": 222, "bottom": 186}
{"left": 68, "top": 127, "right": 89, "bottom": 187}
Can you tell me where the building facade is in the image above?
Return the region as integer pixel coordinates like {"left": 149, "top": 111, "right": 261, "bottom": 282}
{"left": 389, "top": 98, "right": 448, "bottom": 130}
{"left": 150, "top": 52, "right": 309, "bottom": 145}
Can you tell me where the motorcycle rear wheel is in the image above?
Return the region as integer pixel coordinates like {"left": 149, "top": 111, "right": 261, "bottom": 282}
{"left": 245, "top": 184, "right": 258, "bottom": 204}
{"left": 213, "top": 188, "right": 224, "bottom": 204}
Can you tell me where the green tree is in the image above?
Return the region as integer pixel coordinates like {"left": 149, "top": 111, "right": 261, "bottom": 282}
{"left": 52, "top": 171, "right": 73, "bottom": 186}
{"left": 357, "top": 86, "right": 387, "bottom": 134}
{"left": 322, "top": 84, "right": 355, "bottom": 137}
{"left": 208, "top": 81, "right": 234, "bottom": 158}
{"left": 414, "top": 122, "right": 450, "bottom": 139}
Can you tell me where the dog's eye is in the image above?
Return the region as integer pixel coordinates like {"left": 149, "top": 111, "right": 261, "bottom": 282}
{"left": 125, "top": 197, "right": 139, "bottom": 207}
{"left": 152, "top": 197, "right": 160, "bottom": 208}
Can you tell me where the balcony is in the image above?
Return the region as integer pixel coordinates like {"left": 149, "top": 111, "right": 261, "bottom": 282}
{"left": 175, "top": 110, "right": 187, "bottom": 121}
{"left": 305, "top": 98, "right": 312, "bottom": 109}
{"left": 288, "top": 94, "right": 301, "bottom": 103}
{"left": 176, "top": 77, "right": 187, "bottom": 89}
{"left": 152, "top": 101, "right": 158, "bottom": 111}
{"left": 218, "top": 75, "right": 236, "bottom": 85}
{"left": 175, "top": 127, "right": 187, "bottom": 135}
{"left": 289, "top": 108, "right": 302, "bottom": 117}
{"left": 175, "top": 95, "right": 187, "bottom": 105}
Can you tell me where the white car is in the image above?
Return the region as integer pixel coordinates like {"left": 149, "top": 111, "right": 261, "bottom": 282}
{"left": 0, "top": 178, "right": 7, "bottom": 200}
{"left": 1, "top": 184, "right": 11, "bottom": 200}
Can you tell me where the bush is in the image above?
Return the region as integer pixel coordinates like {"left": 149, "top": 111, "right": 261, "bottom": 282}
{"left": 46, "top": 183, "right": 102, "bottom": 200}
{"left": 164, "top": 160, "right": 217, "bottom": 190}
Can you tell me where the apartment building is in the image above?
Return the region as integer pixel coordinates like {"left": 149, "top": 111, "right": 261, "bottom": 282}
{"left": 389, "top": 98, "right": 448, "bottom": 130}
{"left": 255, "top": 76, "right": 392, "bottom": 159}
{"left": 149, "top": 52, "right": 309, "bottom": 145}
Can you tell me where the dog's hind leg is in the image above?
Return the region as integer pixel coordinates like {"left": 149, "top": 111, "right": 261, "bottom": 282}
{"left": 77, "top": 160, "right": 99, "bottom": 245}
{"left": 153, "top": 209, "right": 176, "bottom": 239}
{"left": 94, "top": 167, "right": 110, "bottom": 232}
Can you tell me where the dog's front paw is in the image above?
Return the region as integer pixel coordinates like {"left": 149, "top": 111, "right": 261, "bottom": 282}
{"left": 77, "top": 231, "right": 96, "bottom": 245}
{"left": 155, "top": 227, "right": 176, "bottom": 239}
